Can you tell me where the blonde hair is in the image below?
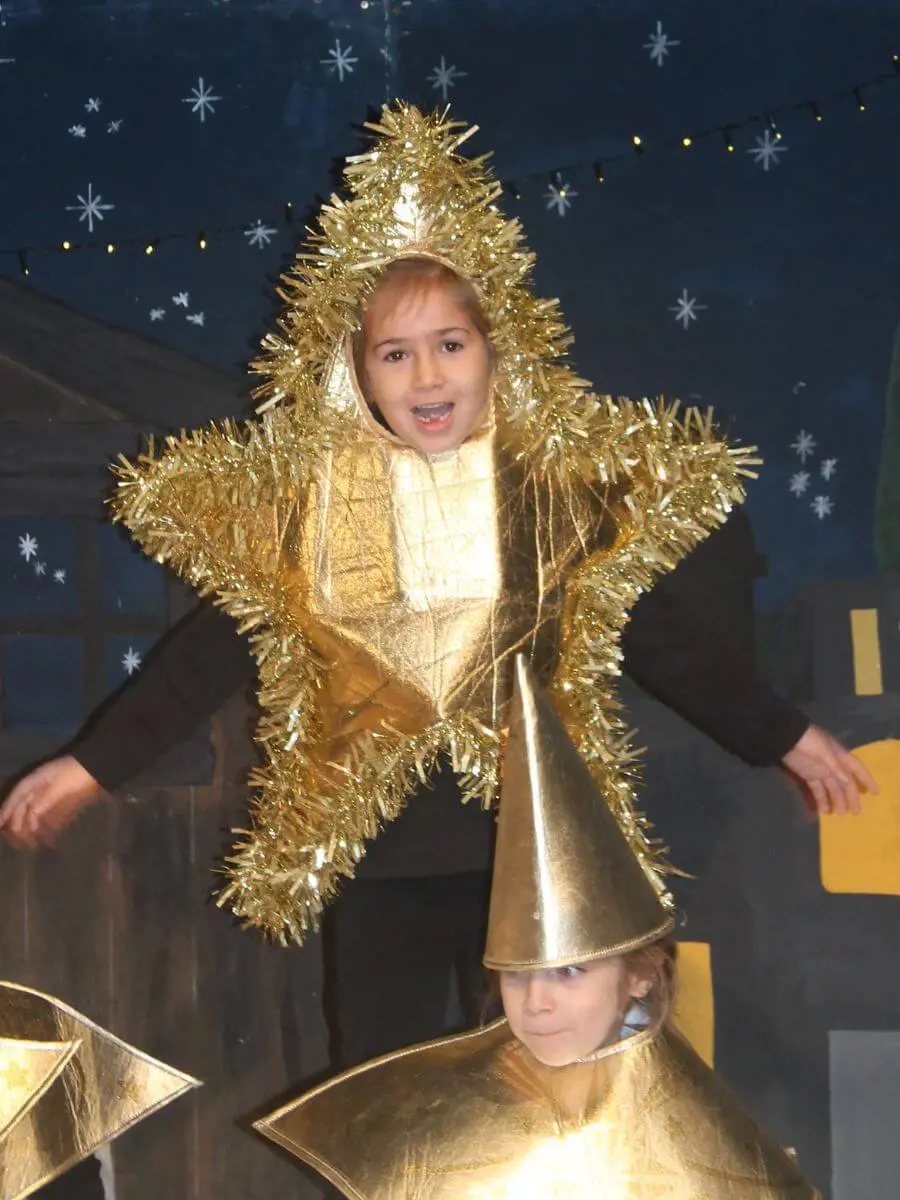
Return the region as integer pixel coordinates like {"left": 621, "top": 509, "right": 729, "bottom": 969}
{"left": 352, "top": 256, "right": 493, "bottom": 395}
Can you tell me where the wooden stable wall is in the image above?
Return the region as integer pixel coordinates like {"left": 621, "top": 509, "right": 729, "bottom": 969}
{"left": 0, "top": 693, "right": 327, "bottom": 1199}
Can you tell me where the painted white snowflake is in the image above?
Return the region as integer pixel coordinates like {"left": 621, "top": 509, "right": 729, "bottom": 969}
{"left": 789, "top": 471, "right": 810, "bottom": 496}
{"left": 17, "top": 533, "right": 38, "bottom": 562}
{"left": 34, "top": 561, "right": 47, "bottom": 577}
{"left": 791, "top": 430, "right": 816, "bottom": 462}
{"left": 321, "top": 39, "right": 358, "bottom": 83}
{"left": 182, "top": 77, "right": 221, "bottom": 122}
{"left": 150, "top": 308, "right": 165, "bottom": 321}
{"left": 821, "top": 457, "right": 838, "bottom": 481}
{"left": 186, "top": 311, "right": 205, "bottom": 327}
{"left": 244, "top": 219, "right": 277, "bottom": 249}
{"left": 644, "top": 20, "right": 680, "bottom": 66}
{"left": 107, "top": 119, "right": 122, "bottom": 134}
{"left": 122, "top": 647, "right": 142, "bottom": 676}
{"left": 85, "top": 97, "right": 101, "bottom": 113}
{"left": 428, "top": 56, "right": 466, "bottom": 102}
{"left": 53, "top": 568, "right": 66, "bottom": 584}
{"left": 69, "top": 124, "right": 86, "bottom": 138}
{"left": 811, "top": 495, "right": 833, "bottom": 520}
{"left": 669, "top": 288, "right": 707, "bottom": 330}
{"left": 747, "top": 129, "right": 787, "bottom": 172}
{"left": 544, "top": 181, "right": 577, "bottom": 217}
{"left": 173, "top": 291, "right": 189, "bottom": 307}
{"left": 65, "top": 183, "right": 114, "bottom": 234}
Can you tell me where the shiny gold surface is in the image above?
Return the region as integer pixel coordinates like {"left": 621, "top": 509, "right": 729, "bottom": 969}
{"left": 0, "top": 1038, "right": 79, "bottom": 1142}
{"left": 0, "top": 983, "right": 199, "bottom": 1200}
{"left": 112, "top": 103, "right": 758, "bottom": 943}
{"left": 484, "top": 658, "right": 673, "bottom": 970}
{"left": 256, "top": 1019, "right": 816, "bottom": 1199}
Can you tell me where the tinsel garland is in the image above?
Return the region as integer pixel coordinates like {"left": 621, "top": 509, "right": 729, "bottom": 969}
{"left": 111, "top": 104, "right": 758, "bottom": 944}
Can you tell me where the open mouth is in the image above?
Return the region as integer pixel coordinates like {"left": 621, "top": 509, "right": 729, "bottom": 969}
{"left": 411, "top": 401, "right": 454, "bottom": 428}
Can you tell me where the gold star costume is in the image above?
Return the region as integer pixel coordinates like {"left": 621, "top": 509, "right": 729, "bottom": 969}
{"left": 112, "top": 103, "right": 758, "bottom": 943}
{"left": 254, "top": 659, "right": 818, "bottom": 1199}
{"left": 0, "top": 982, "right": 198, "bottom": 1200}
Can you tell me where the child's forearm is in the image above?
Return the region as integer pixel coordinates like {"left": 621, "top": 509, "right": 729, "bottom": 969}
{"left": 71, "top": 600, "right": 254, "bottom": 793}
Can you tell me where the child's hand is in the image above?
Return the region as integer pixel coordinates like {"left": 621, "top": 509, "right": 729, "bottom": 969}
{"left": 0, "top": 756, "right": 103, "bottom": 848}
{"left": 780, "top": 725, "right": 879, "bottom": 817}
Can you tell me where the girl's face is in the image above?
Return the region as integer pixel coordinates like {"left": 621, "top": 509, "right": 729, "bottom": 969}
{"left": 499, "top": 957, "right": 652, "bottom": 1067}
{"left": 360, "top": 281, "right": 492, "bottom": 455}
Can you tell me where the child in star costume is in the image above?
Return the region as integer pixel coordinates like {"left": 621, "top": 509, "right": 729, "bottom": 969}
{"left": 254, "top": 659, "right": 818, "bottom": 1199}
{"left": 103, "top": 104, "right": 757, "bottom": 941}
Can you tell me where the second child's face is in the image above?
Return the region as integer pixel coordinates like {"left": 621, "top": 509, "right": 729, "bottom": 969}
{"left": 361, "top": 283, "right": 492, "bottom": 455}
{"left": 500, "top": 958, "right": 651, "bottom": 1067}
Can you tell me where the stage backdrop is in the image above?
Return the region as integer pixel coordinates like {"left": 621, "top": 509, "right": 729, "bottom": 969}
{"left": 1, "top": 2, "right": 898, "bottom": 1197}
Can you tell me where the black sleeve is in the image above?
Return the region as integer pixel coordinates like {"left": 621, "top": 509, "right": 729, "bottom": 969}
{"left": 72, "top": 601, "right": 255, "bottom": 793}
{"left": 620, "top": 509, "right": 810, "bottom": 767}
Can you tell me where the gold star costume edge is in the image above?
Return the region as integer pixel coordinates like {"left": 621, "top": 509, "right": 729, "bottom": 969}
{"left": 0, "top": 982, "right": 199, "bottom": 1200}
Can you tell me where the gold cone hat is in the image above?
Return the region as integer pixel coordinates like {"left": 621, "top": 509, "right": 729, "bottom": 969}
{"left": 483, "top": 657, "right": 674, "bottom": 970}
{"left": 0, "top": 983, "right": 199, "bottom": 1200}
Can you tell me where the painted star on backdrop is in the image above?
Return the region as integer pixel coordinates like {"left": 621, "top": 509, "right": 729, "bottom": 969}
{"left": 791, "top": 430, "right": 816, "bottom": 462}
{"left": 321, "top": 39, "right": 358, "bottom": 83}
{"left": 747, "top": 129, "right": 788, "bottom": 172}
{"left": 543, "top": 180, "right": 577, "bottom": 217}
{"left": 107, "top": 119, "right": 122, "bottom": 133}
{"left": 122, "top": 647, "right": 142, "bottom": 676}
{"left": 182, "top": 77, "right": 221, "bottom": 122}
{"left": 244, "top": 220, "right": 277, "bottom": 249}
{"left": 65, "top": 183, "right": 114, "bottom": 234}
{"left": 186, "top": 312, "right": 205, "bottom": 327}
{"left": 150, "top": 308, "right": 166, "bottom": 321}
{"left": 428, "top": 56, "right": 466, "bottom": 102}
{"left": 789, "top": 471, "right": 810, "bottom": 497}
{"left": 173, "top": 292, "right": 189, "bottom": 307}
{"left": 643, "top": 20, "right": 680, "bottom": 66}
{"left": 68, "top": 124, "right": 86, "bottom": 138}
{"left": 85, "top": 97, "right": 101, "bottom": 112}
{"left": 811, "top": 495, "right": 833, "bottom": 520}
{"left": 820, "top": 457, "right": 838, "bottom": 481}
{"left": 668, "top": 288, "right": 707, "bottom": 330}
{"left": 17, "top": 533, "right": 38, "bottom": 562}
{"left": 34, "top": 561, "right": 47, "bottom": 577}
{"left": 53, "top": 568, "right": 67, "bottom": 584}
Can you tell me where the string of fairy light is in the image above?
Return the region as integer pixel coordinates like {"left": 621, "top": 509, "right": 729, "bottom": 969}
{"left": 3, "top": 54, "right": 898, "bottom": 276}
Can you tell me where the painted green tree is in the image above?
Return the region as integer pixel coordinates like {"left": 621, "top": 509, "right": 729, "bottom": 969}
{"left": 875, "top": 318, "right": 900, "bottom": 573}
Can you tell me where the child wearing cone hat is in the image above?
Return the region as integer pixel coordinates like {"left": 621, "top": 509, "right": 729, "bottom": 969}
{"left": 254, "top": 657, "right": 817, "bottom": 1199}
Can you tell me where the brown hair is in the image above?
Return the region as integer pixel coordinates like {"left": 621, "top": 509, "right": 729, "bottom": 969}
{"left": 622, "top": 937, "right": 678, "bottom": 1022}
{"left": 481, "top": 938, "right": 679, "bottom": 1027}
{"left": 351, "top": 256, "right": 493, "bottom": 395}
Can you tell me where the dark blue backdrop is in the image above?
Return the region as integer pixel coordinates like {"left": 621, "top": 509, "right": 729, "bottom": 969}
{"left": 1, "top": 0, "right": 896, "bottom": 615}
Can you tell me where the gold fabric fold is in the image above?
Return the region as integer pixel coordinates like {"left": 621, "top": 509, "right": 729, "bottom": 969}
{"left": 0, "top": 983, "right": 199, "bottom": 1200}
{"left": 255, "top": 1019, "right": 817, "bottom": 1199}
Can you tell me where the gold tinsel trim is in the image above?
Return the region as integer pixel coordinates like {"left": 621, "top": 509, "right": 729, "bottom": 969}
{"left": 111, "top": 103, "right": 760, "bottom": 944}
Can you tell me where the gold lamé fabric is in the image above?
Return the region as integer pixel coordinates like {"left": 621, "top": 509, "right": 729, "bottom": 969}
{"left": 0, "top": 983, "right": 198, "bottom": 1200}
{"left": 256, "top": 1019, "right": 818, "bottom": 1200}
{"left": 484, "top": 657, "right": 673, "bottom": 971}
{"left": 281, "top": 411, "right": 610, "bottom": 767}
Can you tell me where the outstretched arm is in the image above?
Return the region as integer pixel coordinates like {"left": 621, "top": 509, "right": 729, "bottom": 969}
{"left": 0, "top": 602, "right": 253, "bottom": 847}
{"left": 622, "top": 511, "right": 877, "bottom": 813}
